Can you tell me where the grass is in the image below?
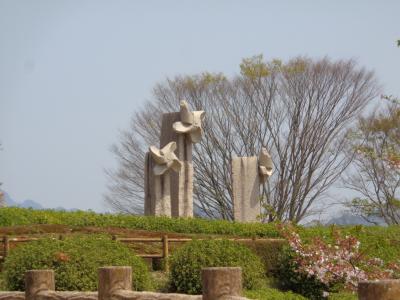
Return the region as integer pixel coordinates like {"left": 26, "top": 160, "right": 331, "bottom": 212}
{"left": 244, "top": 288, "right": 307, "bottom": 300}
{"left": 0, "top": 207, "right": 397, "bottom": 299}
{"left": 244, "top": 288, "right": 357, "bottom": 300}
{"left": 0, "top": 207, "right": 280, "bottom": 237}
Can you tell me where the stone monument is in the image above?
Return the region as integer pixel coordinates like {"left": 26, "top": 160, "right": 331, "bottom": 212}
{"left": 144, "top": 142, "right": 181, "bottom": 216}
{"left": 159, "top": 100, "right": 205, "bottom": 217}
{"left": 232, "top": 147, "right": 273, "bottom": 222}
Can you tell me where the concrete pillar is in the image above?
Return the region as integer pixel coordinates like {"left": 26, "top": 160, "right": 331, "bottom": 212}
{"left": 98, "top": 267, "right": 132, "bottom": 300}
{"left": 144, "top": 152, "right": 172, "bottom": 217}
{"left": 160, "top": 112, "right": 193, "bottom": 217}
{"left": 232, "top": 157, "right": 261, "bottom": 222}
{"left": 25, "top": 270, "right": 55, "bottom": 300}
{"left": 202, "top": 267, "right": 242, "bottom": 300}
{"left": 358, "top": 280, "right": 400, "bottom": 300}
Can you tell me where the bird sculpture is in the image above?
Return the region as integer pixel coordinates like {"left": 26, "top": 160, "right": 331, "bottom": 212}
{"left": 149, "top": 142, "right": 182, "bottom": 176}
{"left": 258, "top": 147, "right": 273, "bottom": 183}
{"left": 172, "top": 100, "right": 205, "bottom": 143}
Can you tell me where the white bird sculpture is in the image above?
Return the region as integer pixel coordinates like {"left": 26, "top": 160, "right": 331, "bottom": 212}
{"left": 149, "top": 142, "right": 182, "bottom": 176}
{"left": 258, "top": 147, "right": 273, "bottom": 183}
{"left": 172, "top": 100, "right": 205, "bottom": 143}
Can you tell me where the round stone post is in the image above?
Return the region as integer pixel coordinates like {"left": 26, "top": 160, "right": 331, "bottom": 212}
{"left": 358, "top": 280, "right": 400, "bottom": 300}
{"left": 98, "top": 267, "right": 132, "bottom": 300}
{"left": 202, "top": 267, "right": 242, "bottom": 300}
{"left": 25, "top": 270, "right": 55, "bottom": 300}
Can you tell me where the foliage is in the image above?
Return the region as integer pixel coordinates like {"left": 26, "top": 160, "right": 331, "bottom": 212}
{"left": 275, "top": 225, "right": 400, "bottom": 299}
{"left": 2, "top": 235, "right": 152, "bottom": 291}
{"left": 327, "top": 293, "right": 357, "bottom": 300}
{"left": 297, "top": 224, "right": 400, "bottom": 263}
{"left": 1, "top": 208, "right": 400, "bottom": 267}
{"left": 105, "top": 55, "right": 380, "bottom": 222}
{"left": 276, "top": 247, "right": 329, "bottom": 300}
{"left": 344, "top": 99, "right": 400, "bottom": 224}
{"left": 245, "top": 288, "right": 356, "bottom": 300}
{"left": 240, "top": 239, "right": 287, "bottom": 275}
{"left": 244, "top": 287, "right": 307, "bottom": 300}
{"left": 169, "top": 239, "right": 265, "bottom": 294}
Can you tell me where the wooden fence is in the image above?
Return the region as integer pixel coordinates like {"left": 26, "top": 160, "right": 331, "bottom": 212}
{"left": 0, "top": 266, "right": 248, "bottom": 300}
{"left": 0, "top": 235, "right": 284, "bottom": 272}
{"left": 0, "top": 267, "right": 398, "bottom": 299}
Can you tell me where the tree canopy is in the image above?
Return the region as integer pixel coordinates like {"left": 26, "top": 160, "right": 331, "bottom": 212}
{"left": 105, "top": 56, "right": 380, "bottom": 222}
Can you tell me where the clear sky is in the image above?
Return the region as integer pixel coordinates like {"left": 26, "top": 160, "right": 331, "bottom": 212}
{"left": 0, "top": 0, "right": 399, "bottom": 212}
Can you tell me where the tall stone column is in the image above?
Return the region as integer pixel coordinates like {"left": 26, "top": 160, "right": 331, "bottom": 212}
{"left": 144, "top": 142, "right": 181, "bottom": 217}
{"left": 160, "top": 100, "right": 205, "bottom": 218}
{"left": 232, "top": 148, "right": 273, "bottom": 222}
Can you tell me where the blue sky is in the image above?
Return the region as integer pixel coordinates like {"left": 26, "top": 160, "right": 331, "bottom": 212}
{"left": 0, "top": 0, "right": 399, "bottom": 211}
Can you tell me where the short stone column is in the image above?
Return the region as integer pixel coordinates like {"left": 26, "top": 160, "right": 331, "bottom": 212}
{"left": 358, "top": 280, "right": 400, "bottom": 300}
{"left": 98, "top": 267, "right": 132, "bottom": 300}
{"left": 25, "top": 270, "right": 55, "bottom": 300}
{"left": 202, "top": 267, "right": 242, "bottom": 300}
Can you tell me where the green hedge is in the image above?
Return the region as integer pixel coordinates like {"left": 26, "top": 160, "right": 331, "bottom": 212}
{"left": 169, "top": 239, "right": 266, "bottom": 294}
{"left": 2, "top": 235, "right": 152, "bottom": 291}
{"left": 0, "top": 207, "right": 280, "bottom": 237}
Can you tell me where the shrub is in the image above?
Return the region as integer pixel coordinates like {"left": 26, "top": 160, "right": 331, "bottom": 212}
{"left": 2, "top": 235, "right": 152, "bottom": 291}
{"left": 169, "top": 239, "right": 265, "bottom": 294}
{"left": 275, "top": 225, "right": 400, "bottom": 299}
{"left": 275, "top": 246, "right": 330, "bottom": 300}
{"left": 241, "top": 239, "right": 287, "bottom": 274}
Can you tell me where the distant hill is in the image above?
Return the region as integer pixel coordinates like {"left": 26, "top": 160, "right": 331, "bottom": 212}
{"left": 326, "top": 212, "right": 385, "bottom": 226}
{"left": 1, "top": 191, "right": 81, "bottom": 211}
{"left": 3, "top": 191, "right": 43, "bottom": 209}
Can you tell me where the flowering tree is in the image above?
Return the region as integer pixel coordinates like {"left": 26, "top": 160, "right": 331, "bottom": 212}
{"left": 278, "top": 225, "right": 399, "bottom": 298}
{"left": 344, "top": 98, "right": 400, "bottom": 224}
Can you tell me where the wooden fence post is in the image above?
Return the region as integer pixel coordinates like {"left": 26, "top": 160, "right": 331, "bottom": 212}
{"left": 202, "top": 267, "right": 242, "bottom": 300}
{"left": 3, "top": 236, "right": 9, "bottom": 259}
{"left": 98, "top": 267, "right": 131, "bottom": 300}
{"left": 162, "top": 235, "right": 169, "bottom": 272}
{"left": 25, "top": 270, "right": 55, "bottom": 300}
{"left": 358, "top": 279, "right": 400, "bottom": 300}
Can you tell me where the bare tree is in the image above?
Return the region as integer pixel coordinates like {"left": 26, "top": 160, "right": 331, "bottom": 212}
{"left": 105, "top": 56, "right": 380, "bottom": 222}
{"left": 344, "top": 100, "right": 400, "bottom": 224}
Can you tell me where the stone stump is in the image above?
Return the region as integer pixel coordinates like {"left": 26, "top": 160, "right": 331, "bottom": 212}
{"left": 98, "top": 267, "right": 131, "bottom": 300}
{"left": 358, "top": 280, "right": 400, "bottom": 300}
{"left": 25, "top": 270, "right": 55, "bottom": 300}
{"left": 202, "top": 267, "right": 242, "bottom": 300}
